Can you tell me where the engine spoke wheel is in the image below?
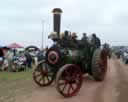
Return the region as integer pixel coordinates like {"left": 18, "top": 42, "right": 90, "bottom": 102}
{"left": 56, "top": 64, "right": 83, "bottom": 97}
{"left": 33, "top": 60, "right": 54, "bottom": 87}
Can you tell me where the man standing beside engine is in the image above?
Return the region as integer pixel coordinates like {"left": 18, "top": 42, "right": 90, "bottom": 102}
{"left": 91, "top": 33, "right": 101, "bottom": 48}
{"left": 80, "top": 33, "right": 91, "bottom": 63}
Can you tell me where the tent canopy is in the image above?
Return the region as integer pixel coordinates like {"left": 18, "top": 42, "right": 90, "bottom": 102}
{"left": 7, "top": 43, "right": 24, "bottom": 48}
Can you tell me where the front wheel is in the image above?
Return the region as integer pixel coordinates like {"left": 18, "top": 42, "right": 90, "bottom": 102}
{"left": 33, "top": 60, "right": 55, "bottom": 87}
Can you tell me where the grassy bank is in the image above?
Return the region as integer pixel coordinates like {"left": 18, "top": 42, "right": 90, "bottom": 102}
{"left": 0, "top": 69, "right": 33, "bottom": 102}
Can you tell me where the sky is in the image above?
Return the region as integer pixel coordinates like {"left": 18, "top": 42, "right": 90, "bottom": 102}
{"left": 0, "top": 0, "right": 128, "bottom": 48}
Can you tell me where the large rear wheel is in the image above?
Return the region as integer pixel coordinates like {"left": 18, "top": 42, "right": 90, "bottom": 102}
{"left": 92, "top": 49, "right": 108, "bottom": 81}
{"left": 56, "top": 64, "right": 83, "bottom": 97}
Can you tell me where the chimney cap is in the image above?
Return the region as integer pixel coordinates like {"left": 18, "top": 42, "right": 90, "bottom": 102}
{"left": 52, "top": 8, "right": 62, "bottom": 14}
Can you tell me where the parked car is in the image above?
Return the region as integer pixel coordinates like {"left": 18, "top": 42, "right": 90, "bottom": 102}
{"left": 113, "top": 46, "right": 125, "bottom": 59}
{"left": 122, "top": 51, "right": 128, "bottom": 64}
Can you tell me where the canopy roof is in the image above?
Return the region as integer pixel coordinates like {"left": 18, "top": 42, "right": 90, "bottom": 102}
{"left": 7, "top": 43, "right": 24, "bottom": 48}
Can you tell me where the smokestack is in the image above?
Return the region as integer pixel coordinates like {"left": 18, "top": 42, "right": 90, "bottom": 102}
{"left": 52, "top": 8, "right": 62, "bottom": 39}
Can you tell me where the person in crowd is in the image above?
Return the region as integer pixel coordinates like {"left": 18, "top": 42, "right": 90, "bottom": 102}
{"left": 18, "top": 51, "right": 27, "bottom": 65}
{"left": 0, "top": 48, "right": 4, "bottom": 58}
{"left": 24, "top": 50, "right": 32, "bottom": 68}
{"left": 33, "top": 53, "right": 38, "bottom": 65}
{"left": 71, "top": 32, "right": 77, "bottom": 39}
{"left": 4, "top": 49, "right": 13, "bottom": 71}
{"left": 79, "top": 33, "right": 91, "bottom": 60}
{"left": 96, "top": 37, "right": 101, "bottom": 48}
{"left": 13, "top": 49, "right": 17, "bottom": 56}
{"left": 81, "top": 33, "right": 88, "bottom": 40}
{"left": 36, "top": 50, "right": 45, "bottom": 62}
{"left": 59, "top": 31, "right": 68, "bottom": 47}
{"left": 70, "top": 32, "right": 79, "bottom": 48}
{"left": 64, "top": 30, "right": 69, "bottom": 40}
{"left": 0, "top": 48, "right": 4, "bottom": 71}
{"left": 60, "top": 32, "right": 65, "bottom": 40}
{"left": 2, "top": 58, "right": 8, "bottom": 71}
{"left": 68, "top": 31, "right": 72, "bottom": 40}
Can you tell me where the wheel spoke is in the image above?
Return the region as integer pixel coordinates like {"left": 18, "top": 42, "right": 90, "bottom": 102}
{"left": 45, "top": 64, "right": 49, "bottom": 71}
{"left": 48, "top": 72, "right": 54, "bottom": 76}
{"left": 48, "top": 74, "right": 53, "bottom": 77}
{"left": 74, "top": 74, "right": 80, "bottom": 81}
{"left": 44, "top": 65, "right": 48, "bottom": 73}
{"left": 69, "top": 67, "right": 73, "bottom": 75}
{"left": 71, "top": 71, "right": 78, "bottom": 79}
{"left": 34, "top": 73, "right": 42, "bottom": 78}
{"left": 58, "top": 81, "right": 66, "bottom": 86}
{"left": 42, "top": 76, "right": 45, "bottom": 83}
{"left": 38, "top": 77, "right": 42, "bottom": 82}
{"left": 70, "top": 84, "right": 75, "bottom": 92}
{"left": 41, "top": 64, "right": 44, "bottom": 68}
{"left": 67, "top": 84, "right": 71, "bottom": 95}
{"left": 65, "top": 67, "right": 72, "bottom": 76}
{"left": 74, "top": 79, "right": 79, "bottom": 85}
{"left": 65, "top": 69, "right": 70, "bottom": 76}
{"left": 35, "top": 68, "right": 41, "bottom": 72}
{"left": 62, "top": 83, "right": 67, "bottom": 92}
{"left": 46, "top": 76, "right": 50, "bottom": 82}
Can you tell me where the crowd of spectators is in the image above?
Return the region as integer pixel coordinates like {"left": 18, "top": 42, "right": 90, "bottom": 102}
{"left": 0, "top": 47, "right": 44, "bottom": 72}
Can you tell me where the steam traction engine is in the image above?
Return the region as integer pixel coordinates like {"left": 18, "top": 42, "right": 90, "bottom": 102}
{"left": 33, "top": 8, "right": 108, "bottom": 97}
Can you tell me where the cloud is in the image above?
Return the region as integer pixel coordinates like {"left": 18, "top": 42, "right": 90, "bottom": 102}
{"left": 0, "top": 0, "right": 128, "bottom": 47}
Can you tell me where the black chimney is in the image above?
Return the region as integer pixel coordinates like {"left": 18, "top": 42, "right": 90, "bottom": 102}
{"left": 52, "top": 8, "right": 62, "bottom": 39}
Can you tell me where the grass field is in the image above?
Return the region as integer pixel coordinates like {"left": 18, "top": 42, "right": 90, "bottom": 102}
{"left": 0, "top": 69, "right": 33, "bottom": 102}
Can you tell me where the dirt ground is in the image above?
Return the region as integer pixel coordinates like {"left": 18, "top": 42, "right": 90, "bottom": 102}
{"left": 14, "top": 56, "right": 128, "bottom": 102}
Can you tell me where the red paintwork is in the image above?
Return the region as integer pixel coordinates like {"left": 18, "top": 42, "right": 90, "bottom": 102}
{"left": 48, "top": 51, "right": 59, "bottom": 64}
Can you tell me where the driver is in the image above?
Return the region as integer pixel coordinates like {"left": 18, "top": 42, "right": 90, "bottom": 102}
{"left": 70, "top": 32, "right": 79, "bottom": 48}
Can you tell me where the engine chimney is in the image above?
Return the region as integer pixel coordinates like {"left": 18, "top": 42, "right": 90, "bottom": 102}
{"left": 52, "top": 8, "right": 62, "bottom": 39}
